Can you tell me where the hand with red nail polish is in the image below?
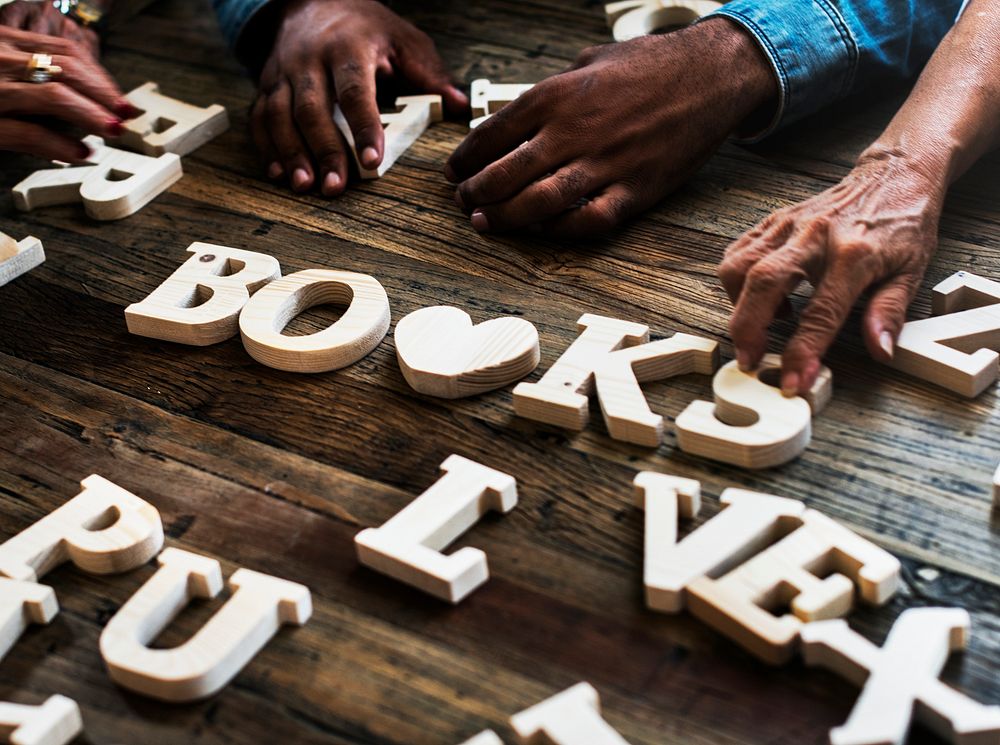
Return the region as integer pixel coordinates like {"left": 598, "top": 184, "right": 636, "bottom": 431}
{"left": 246, "top": 0, "right": 468, "bottom": 197}
{"left": 720, "top": 0, "right": 1000, "bottom": 395}
{"left": 0, "top": 0, "right": 101, "bottom": 59}
{"left": 0, "top": 26, "right": 129, "bottom": 163}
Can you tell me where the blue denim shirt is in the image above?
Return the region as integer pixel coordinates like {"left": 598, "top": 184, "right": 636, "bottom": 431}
{"left": 214, "top": 0, "right": 964, "bottom": 137}
{"left": 709, "top": 0, "right": 963, "bottom": 139}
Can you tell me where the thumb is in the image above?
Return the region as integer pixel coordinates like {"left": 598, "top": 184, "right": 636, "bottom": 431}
{"left": 396, "top": 44, "right": 468, "bottom": 115}
{"left": 862, "top": 271, "right": 920, "bottom": 362}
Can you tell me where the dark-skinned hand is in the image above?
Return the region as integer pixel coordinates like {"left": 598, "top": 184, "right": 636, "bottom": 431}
{"left": 445, "top": 17, "right": 777, "bottom": 237}
{"left": 252, "top": 0, "right": 467, "bottom": 196}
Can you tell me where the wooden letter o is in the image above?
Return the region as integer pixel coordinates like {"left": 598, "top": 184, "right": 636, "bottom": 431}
{"left": 238, "top": 269, "right": 390, "bottom": 373}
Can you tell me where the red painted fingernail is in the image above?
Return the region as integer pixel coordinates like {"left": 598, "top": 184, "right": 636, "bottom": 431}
{"left": 106, "top": 118, "right": 124, "bottom": 136}
{"left": 117, "top": 101, "right": 141, "bottom": 119}
{"left": 471, "top": 210, "right": 489, "bottom": 233}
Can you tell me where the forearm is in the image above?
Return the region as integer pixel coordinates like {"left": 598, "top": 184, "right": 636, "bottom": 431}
{"left": 864, "top": 0, "right": 1000, "bottom": 187}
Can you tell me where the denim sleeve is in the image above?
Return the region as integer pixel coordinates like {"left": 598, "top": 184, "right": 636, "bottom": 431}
{"left": 708, "top": 0, "right": 964, "bottom": 140}
{"left": 213, "top": 0, "right": 270, "bottom": 52}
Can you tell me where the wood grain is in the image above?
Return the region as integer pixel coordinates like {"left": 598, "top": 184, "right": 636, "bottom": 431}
{"left": 0, "top": 0, "right": 997, "bottom": 742}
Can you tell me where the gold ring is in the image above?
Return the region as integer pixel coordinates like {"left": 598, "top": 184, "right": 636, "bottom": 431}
{"left": 24, "top": 53, "right": 63, "bottom": 84}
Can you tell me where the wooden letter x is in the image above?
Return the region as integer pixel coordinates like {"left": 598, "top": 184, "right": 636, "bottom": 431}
{"left": 513, "top": 314, "right": 718, "bottom": 446}
{"left": 355, "top": 455, "right": 517, "bottom": 603}
{"left": 890, "top": 271, "right": 1000, "bottom": 397}
{"left": 125, "top": 243, "right": 281, "bottom": 345}
{"left": 802, "top": 608, "right": 1000, "bottom": 745}
{"left": 0, "top": 475, "right": 164, "bottom": 582}
{"left": 509, "top": 683, "right": 631, "bottom": 744}
{"left": 100, "top": 547, "right": 312, "bottom": 702}
{"left": 0, "top": 579, "right": 57, "bottom": 663}
{"left": 0, "top": 696, "right": 82, "bottom": 745}
{"left": 13, "top": 136, "right": 182, "bottom": 221}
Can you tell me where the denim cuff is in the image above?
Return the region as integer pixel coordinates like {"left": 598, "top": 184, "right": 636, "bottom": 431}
{"left": 213, "top": 0, "right": 271, "bottom": 54}
{"left": 707, "top": 0, "right": 858, "bottom": 142}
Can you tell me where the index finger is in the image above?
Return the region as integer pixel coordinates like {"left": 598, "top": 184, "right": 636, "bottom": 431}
{"left": 445, "top": 92, "right": 540, "bottom": 183}
{"left": 332, "top": 55, "right": 383, "bottom": 171}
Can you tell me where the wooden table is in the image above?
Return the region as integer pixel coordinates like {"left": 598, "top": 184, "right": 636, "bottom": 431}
{"left": 1, "top": 1, "right": 998, "bottom": 742}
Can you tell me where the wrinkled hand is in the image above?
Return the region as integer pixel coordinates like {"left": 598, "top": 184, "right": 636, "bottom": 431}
{"left": 0, "top": 0, "right": 100, "bottom": 58}
{"left": 0, "top": 25, "right": 135, "bottom": 162}
{"left": 253, "top": 0, "right": 467, "bottom": 196}
{"left": 718, "top": 147, "right": 945, "bottom": 395}
{"left": 445, "top": 18, "right": 776, "bottom": 236}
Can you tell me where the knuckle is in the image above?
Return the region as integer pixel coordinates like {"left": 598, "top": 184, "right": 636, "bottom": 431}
{"left": 744, "top": 261, "right": 782, "bottom": 292}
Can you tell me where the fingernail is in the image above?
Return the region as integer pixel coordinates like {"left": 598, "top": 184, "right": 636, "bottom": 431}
{"left": 471, "top": 210, "right": 490, "bottom": 233}
{"left": 444, "top": 163, "right": 458, "bottom": 183}
{"left": 361, "top": 146, "right": 380, "bottom": 169}
{"left": 116, "top": 101, "right": 140, "bottom": 119}
{"left": 879, "top": 330, "right": 895, "bottom": 359}
{"left": 322, "top": 171, "right": 342, "bottom": 196}
{"left": 736, "top": 349, "right": 752, "bottom": 372}
{"left": 454, "top": 189, "right": 466, "bottom": 210}
{"left": 781, "top": 371, "right": 800, "bottom": 397}
{"left": 292, "top": 168, "right": 311, "bottom": 192}
{"left": 267, "top": 162, "right": 284, "bottom": 180}
{"left": 106, "top": 118, "right": 124, "bottom": 136}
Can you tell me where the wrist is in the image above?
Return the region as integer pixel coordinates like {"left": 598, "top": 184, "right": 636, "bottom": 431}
{"left": 679, "top": 17, "right": 778, "bottom": 135}
{"left": 855, "top": 142, "right": 949, "bottom": 209}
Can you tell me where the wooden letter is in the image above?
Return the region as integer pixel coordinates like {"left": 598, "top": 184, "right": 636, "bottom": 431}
{"left": 513, "top": 314, "right": 718, "bottom": 446}
{"left": 675, "top": 354, "right": 832, "bottom": 468}
{"left": 802, "top": 608, "right": 1000, "bottom": 744}
{"left": 125, "top": 243, "right": 281, "bottom": 345}
{"left": 605, "top": 0, "right": 722, "bottom": 41}
{"left": 13, "top": 136, "right": 182, "bottom": 221}
{"left": 335, "top": 95, "right": 442, "bottom": 178}
{"left": 117, "top": 82, "right": 229, "bottom": 156}
{"left": 460, "top": 734, "right": 504, "bottom": 745}
{"left": 239, "top": 269, "right": 391, "bottom": 372}
{"left": 686, "top": 506, "right": 900, "bottom": 665}
{"left": 395, "top": 306, "right": 540, "bottom": 398}
{"left": 0, "top": 579, "right": 57, "bottom": 663}
{"left": 509, "top": 682, "right": 631, "bottom": 744}
{"left": 0, "top": 696, "right": 82, "bottom": 745}
{"left": 889, "top": 271, "right": 1000, "bottom": 397}
{"left": 633, "top": 476, "right": 804, "bottom": 613}
{"left": 100, "top": 547, "right": 312, "bottom": 702}
{"left": 355, "top": 455, "right": 517, "bottom": 603}
{"left": 470, "top": 79, "right": 535, "bottom": 128}
{"left": 0, "top": 475, "right": 164, "bottom": 582}
{"left": 0, "top": 233, "right": 45, "bottom": 289}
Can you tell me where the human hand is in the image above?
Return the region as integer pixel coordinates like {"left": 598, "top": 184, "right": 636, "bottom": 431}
{"left": 0, "top": 25, "right": 136, "bottom": 162}
{"left": 252, "top": 0, "right": 467, "bottom": 196}
{"left": 0, "top": 0, "right": 100, "bottom": 58}
{"left": 718, "top": 147, "right": 945, "bottom": 395}
{"left": 445, "top": 17, "right": 776, "bottom": 236}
